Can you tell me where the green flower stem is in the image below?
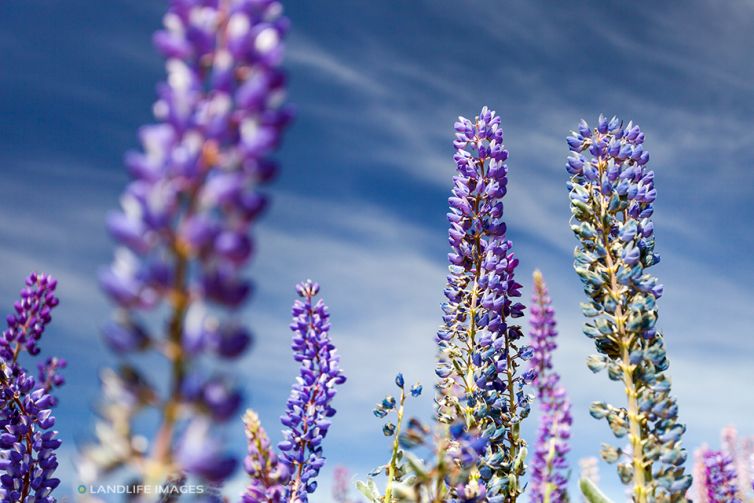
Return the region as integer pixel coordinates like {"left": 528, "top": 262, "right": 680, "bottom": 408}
{"left": 461, "top": 182, "right": 484, "bottom": 429}
{"left": 149, "top": 175, "right": 202, "bottom": 482}
{"left": 542, "top": 438, "right": 557, "bottom": 503}
{"left": 384, "top": 387, "right": 407, "bottom": 503}
{"left": 505, "top": 336, "right": 523, "bottom": 501}
{"left": 596, "top": 158, "right": 650, "bottom": 502}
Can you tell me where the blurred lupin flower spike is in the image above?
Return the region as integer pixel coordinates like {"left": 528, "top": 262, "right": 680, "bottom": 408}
{"left": 436, "top": 106, "right": 531, "bottom": 500}
{"left": 749, "top": 446, "right": 754, "bottom": 496}
{"left": 528, "top": 270, "right": 572, "bottom": 503}
{"left": 333, "top": 466, "right": 356, "bottom": 503}
{"left": 691, "top": 427, "right": 754, "bottom": 502}
{"left": 83, "top": 0, "right": 292, "bottom": 487}
{"left": 278, "top": 280, "right": 346, "bottom": 502}
{"left": 242, "top": 409, "right": 287, "bottom": 502}
{"left": 565, "top": 115, "right": 690, "bottom": 501}
{"left": 0, "top": 273, "right": 64, "bottom": 503}
{"left": 745, "top": 438, "right": 754, "bottom": 498}
{"left": 692, "top": 446, "right": 711, "bottom": 503}
{"left": 702, "top": 450, "right": 741, "bottom": 503}
{"left": 719, "top": 425, "right": 754, "bottom": 500}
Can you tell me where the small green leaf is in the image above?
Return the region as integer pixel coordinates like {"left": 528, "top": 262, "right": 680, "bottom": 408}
{"left": 513, "top": 445, "right": 528, "bottom": 472}
{"left": 579, "top": 478, "right": 615, "bottom": 503}
{"left": 404, "top": 452, "right": 429, "bottom": 480}
{"left": 356, "top": 479, "right": 382, "bottom": 503}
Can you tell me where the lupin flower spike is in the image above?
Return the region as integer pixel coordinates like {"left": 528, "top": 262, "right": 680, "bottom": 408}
{"left": 332, "top": 466, "right": 354, "bottom": 503}
{"left": 528, "top": 270, "right": 572, "bottom": 503}
{"left": 1, "top": 273, "right": 59, "bottom": 362}
{"left": 278, "top": 280, "right": 346, "bottom": 502}
{"left": 690, "top": 427, "right": 753, "bottom": 502}
{"left": 374, "top": 373, "right": 420, "bottom": 502}
{"left": 84, "top": 0, "right": 292, "bottom": 488}
{"left": 691, "top": 446, "right": 710, "bottom": 503}
{"left": 242, "top": 409, "right": 287, "bottom": 503}
{"left": 0, "top": 273, "right": 64, "bottom": 503}
{"left": 436, "top": 106, "right": 532, "bottom": 499}
{"left": 360, "top": 375, "right": 489, "bottom": 503}
{"left": 750, "top": 448, "right": 754, "bottom": 495}
{"left": 565, "top": 115, "right": 690, "bottom": 501}
{"left": 357, "top": 417, "right": 489, "bottom": 502}
{"left": 745, "top": 438, "right": 754, "bottom": 497}
{"left": 719, "top": 425, "right": 753, "bottom": 500}
{"left": 702, "top": 450, "right": 741, "bottom": 503}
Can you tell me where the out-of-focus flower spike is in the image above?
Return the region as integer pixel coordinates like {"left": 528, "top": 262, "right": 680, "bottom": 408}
{"left": 742, "top": 437, "right": 754, "bottom": 498}
{"left": 692, "top": 446, "right": 711, "bottom": 503}
{"left": 242, "top": 409, "right": 287, "bottom": 502}
{"left": 703, "top": 450, "right": 741, "bottom": 503}
{"left": 528, "top": 270, "right": 572, "bottom": 503}
{"left": 86, "top": 0, "right": 293, "bottom": 488}
{"left": 332, "top": 466, "right": 355, "bottom": 503}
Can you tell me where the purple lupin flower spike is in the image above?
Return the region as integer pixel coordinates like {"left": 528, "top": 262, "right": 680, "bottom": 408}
{"left": 720, "top": 425, "right": 754, "bottom": 500}
{"left": 703, "top": 450, "right": 741, "bottom": 503}
{"left": 0, "top": 273, "right": 64, "bottom": 503}
{"left": 277, "top": 281, "right": 346, "bottom": 502}
{"left": 528, "top": 270, "right": 572, "bottom": 503}
{"left": 242, "top": 409, "right": 288, "bottom": 503}
{"left": 85, "top": 0, "right": 292, "bottom": 488}
{"left": 436, "top": 106, "right": 531, "bottom": 499}
{"left": 1, "top": 273, "right": 59, "bottom": 361}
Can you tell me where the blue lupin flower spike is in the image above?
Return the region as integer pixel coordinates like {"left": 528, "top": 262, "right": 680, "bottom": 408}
{"left": 566, "top": 115, "right": 691, "bottom": 502}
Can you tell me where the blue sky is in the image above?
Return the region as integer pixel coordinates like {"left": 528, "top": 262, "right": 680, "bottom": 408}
{"left": 2, "top": 0, "right": 754, "bottom": 501}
